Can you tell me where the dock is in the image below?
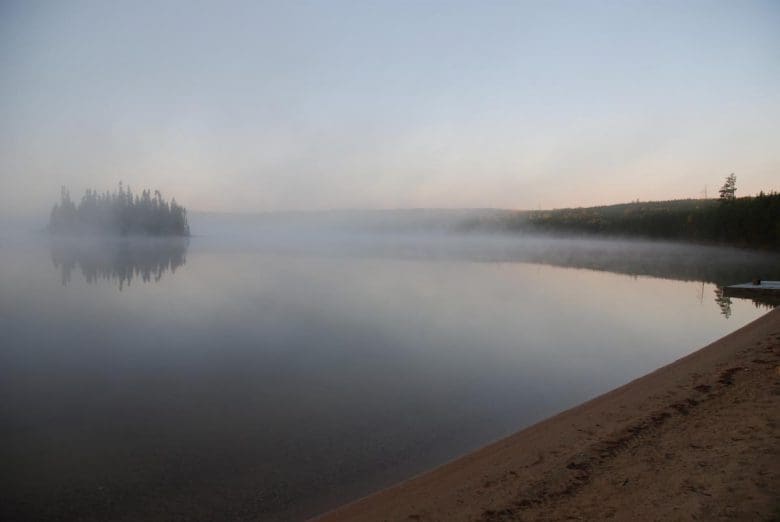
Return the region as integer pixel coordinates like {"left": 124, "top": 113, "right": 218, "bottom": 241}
{"left": 724, "top": 281, "right": 780, "bottom": 303}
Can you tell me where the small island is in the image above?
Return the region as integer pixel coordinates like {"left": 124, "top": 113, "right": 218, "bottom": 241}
{"left": 48, "top": 183, "right": 190, "bottom": 236}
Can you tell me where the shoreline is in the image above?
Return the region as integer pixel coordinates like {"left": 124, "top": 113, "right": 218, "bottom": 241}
{"left": 317, "top": 308, "right": 780, "bottom": 521}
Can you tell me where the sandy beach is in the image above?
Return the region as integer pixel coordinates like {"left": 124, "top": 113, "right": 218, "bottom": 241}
{"left": 318, "top": 307, "right": 780, "bottom": 521}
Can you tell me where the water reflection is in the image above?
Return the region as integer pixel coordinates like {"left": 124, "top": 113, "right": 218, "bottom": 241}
{"left": 720, "top": 286, "right": 780, "bottom": 317}
{"left": 202, "top": 234, "right": 778, "bottom": 316}
{"left": 45, "top": 233, "right": 777, "bottom": 315}
{"left": 50, "top": 237, "right": 188, "bottom": 289}
{"left": 3, "top": 234, "right": 776, "bottom": 521}
{"left": 500, "top": 239, "right": 779, "bottom": 316}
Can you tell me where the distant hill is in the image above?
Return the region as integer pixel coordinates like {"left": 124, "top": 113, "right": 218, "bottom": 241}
{"left": 526, "top": 195, "right": 779, "bottom": 248}
{"left": 188, "top": 194, "right": 779, "bottom": 249}
{"left": 188, "top": 208, "right": 514, "bottom": 236}
{"left": 295, "top": 196, "right": 778, "bottom": 249}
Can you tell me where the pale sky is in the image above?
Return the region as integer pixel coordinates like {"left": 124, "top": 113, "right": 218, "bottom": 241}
{"left": 1, "top": 0, "right": 778, "bottom": 216}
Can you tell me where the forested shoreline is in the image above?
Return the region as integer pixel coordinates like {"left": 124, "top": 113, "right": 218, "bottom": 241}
{"left": 523, "top": 192, "right": 780, "bottom": 249}
{"left": 44, "top": 179, "right": 778, "bottom": 248}
{"left": 459, "top": 179, "right": 779, "bottom": 249}
{"left": 48, "top": 184, "right": 189, "bottom": 236}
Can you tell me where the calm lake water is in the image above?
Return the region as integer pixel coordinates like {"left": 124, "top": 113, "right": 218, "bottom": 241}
{"left": 1, "top": 231, "right": 776, "bottom": 521}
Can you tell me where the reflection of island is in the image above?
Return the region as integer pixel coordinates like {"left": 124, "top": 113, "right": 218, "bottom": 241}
{"left": 51, "top": 238, "right": 188, "bottom": 289}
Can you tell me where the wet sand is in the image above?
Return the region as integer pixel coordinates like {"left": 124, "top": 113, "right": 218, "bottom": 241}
{"left": 318, "top": 307, "right": 780, "bottom": 521}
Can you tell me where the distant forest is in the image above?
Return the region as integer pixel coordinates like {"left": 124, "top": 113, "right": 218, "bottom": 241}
{"left": 48, "top": 184, "right": 190, "bottom": 236}
{"left": 461, "top": 176, "right": 779, "bottom": 249}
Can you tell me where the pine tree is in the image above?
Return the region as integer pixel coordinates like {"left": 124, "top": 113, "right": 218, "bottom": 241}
{"left": 718, "top": 173, "right": 737, "bottom": 201}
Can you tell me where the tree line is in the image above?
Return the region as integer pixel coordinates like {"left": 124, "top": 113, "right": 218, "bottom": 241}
{"left": 457, "top": 175, "right": 778, "bottom": 249}
{"left": 526, "top": 176, "right": 778, "bottom": 248}
{"left": 48, "top": 183, "right": 190, "bottom": 236}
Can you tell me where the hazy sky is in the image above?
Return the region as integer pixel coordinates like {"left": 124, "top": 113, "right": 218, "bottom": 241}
{"left": 1, "top": 0, "right": 778, "bottom": 216}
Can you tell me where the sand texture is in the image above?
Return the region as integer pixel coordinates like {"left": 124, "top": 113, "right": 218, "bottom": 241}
{"left": 318, "top": 308, "right": 780, "bottom": 521}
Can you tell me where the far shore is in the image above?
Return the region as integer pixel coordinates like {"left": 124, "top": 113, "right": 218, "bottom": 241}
{"left": 317, "top": 308, "right": 780, "bottom": 521}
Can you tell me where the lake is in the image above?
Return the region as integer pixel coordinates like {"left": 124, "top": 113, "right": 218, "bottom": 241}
{"left": 1, "top": 230, "right": 776, "bottom": 521}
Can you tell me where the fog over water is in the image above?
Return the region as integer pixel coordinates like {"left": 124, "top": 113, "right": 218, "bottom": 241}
{"left": 1, "top": 217, "right": 778, "bottom": 520}
{"left": 3, "top": 1, "right": 778, "bottom": 518}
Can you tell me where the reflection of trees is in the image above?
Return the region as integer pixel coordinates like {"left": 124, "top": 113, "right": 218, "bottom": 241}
{"left": 721, "top": 285, "right": 780, "bottom": 315}
{"left": 515, "top": 242, "right": 777, "bottom": 290}
{"left": 528, "top": 245, "right": 778, "bottom": 317}
{"left": 372, "top": 237, "right": 779, "bottom": 317}
{"left": 714, "top": 287, "right": 732, "bottom": 318}
{"left": 499, "top": 240, "right": 778, "bottom": 317}
{"left": 50, "top": 238, "right": 188, "bottom": 290}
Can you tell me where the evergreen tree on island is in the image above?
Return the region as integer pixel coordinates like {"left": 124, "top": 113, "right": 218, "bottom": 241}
{"left": 48, "top": 183, "right": 190, "bottom": 236}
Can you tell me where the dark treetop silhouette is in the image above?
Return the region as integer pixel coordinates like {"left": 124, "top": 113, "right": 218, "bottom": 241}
{"left": 48, "top": 183, "right": 190, "bottom": 236}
